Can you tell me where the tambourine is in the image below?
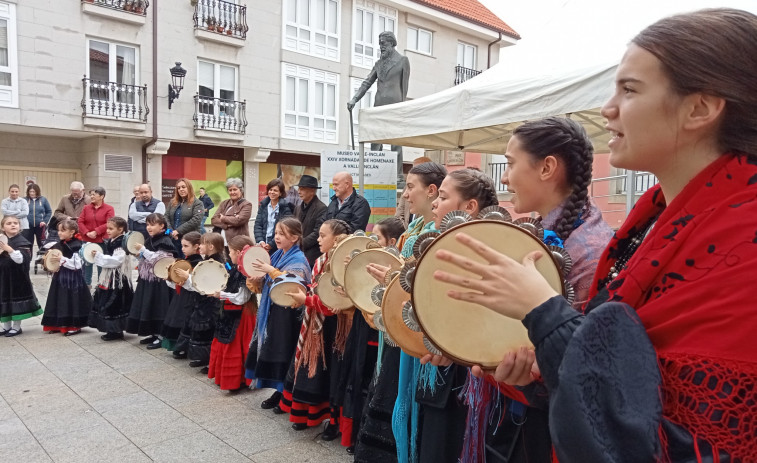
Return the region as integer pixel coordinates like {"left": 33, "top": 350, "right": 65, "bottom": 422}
{"left": 79, "top": 242, "right": 103, "bottom": 265}
{"left": 382, "top": 275, "right": 430, "bottom": 358}
{"left": 123, "top": 231, "right": 144, "bottom": 255}
{"left": 270, "top": 273, "right": 307, "bottom": 307}
{"left": 168, "top": 259, "right": 193, "bottom": 285}
{"left": 411, "top": 220, "right": 565, "bottom": 368}
{"left": 329, "top": 233, "right": 381, "bottom": 287}
{"left": 0, "top": 234, "right": 7, "bottom": 254}
{"left": 191, "top": 259, "right": 229, "bottom": 295}
{"left": 313, "top": 271, "right": 354, "bottom": 311}
{"left": 153, "top": 256, "right": 176, "bottom": 280}
{"left": 344, "top": 248, "right": 402, "bottom": 315}
{"left": 239, "top": 245, "right": 271, "bottom": 279}
{"left": 42, "top": 248, "right": 63, "bottom": 273}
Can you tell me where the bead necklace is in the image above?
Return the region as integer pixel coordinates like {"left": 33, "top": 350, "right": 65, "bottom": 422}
{"left": 602, "top": 214, "right": 660, "bottom": 286}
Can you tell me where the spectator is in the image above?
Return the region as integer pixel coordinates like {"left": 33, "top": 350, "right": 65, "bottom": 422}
{"left": 164, "top": 178, "right": 204, "bottom": 258}
{"left": 324, "top": 172, "right": 371, "bottom": 233}
{"left": 78, "top": 186, "right": 115, "bottom": 286}
{"left": 128, "top": 184, "right": 166, "bottom": 239}
{"left": 252, "top": 178, "right": 293, "bottom": 255}
{"left": 53, "top": 181, "right": 91, "bottom": 241}
{"left": 197, "top": 187, "right": 215, "bottom": 233}
{"left": 293, "top": 174, "right": 327, "bottom": 266}
{"left": 212, "top": 178, "right": 253, "bottom": 251}
{"left": 2, "top": 184, "right": 29, "bottom": 232}
{"left": 395, "top": 156, "right": 432, "bottom": 227}
{"left": 24, "top": 183, "right": 52, "bottom": 249}
{"left": 127, "top": 184, "right": 140, "bottom": 232}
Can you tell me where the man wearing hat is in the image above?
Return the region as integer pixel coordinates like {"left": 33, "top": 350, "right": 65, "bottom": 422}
{"left": 294, "top": 175, "right": 328, "bottom": 266}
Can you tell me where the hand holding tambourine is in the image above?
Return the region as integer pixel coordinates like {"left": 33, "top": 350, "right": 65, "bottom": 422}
{"left": 134, "top": 243, "right": 143, "bottom": 251}
{"left": 366, "top": 263, "right": 391, "bottom": 284}
{"left": 174, "top": 268, "right": 190, "bottom": 281}
{"left": 470, "top": 346, "right": 541, "bottom": 387}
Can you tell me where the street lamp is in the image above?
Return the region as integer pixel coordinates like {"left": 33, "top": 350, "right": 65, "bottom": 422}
{"left": 168, "top": 62, "right": 187, "bottom": 109}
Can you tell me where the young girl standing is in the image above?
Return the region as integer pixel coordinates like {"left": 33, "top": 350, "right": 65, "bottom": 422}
{"left": 0, "top": 216, "right": 41, "bottom": 336}
{"left": 89, "top": 217, "right": 134, "bottom": 341}
{"left": 173, "top": 232, "right": 224, "bottom": 369}
{"left": 208, "top": 234, "right": 257, "bottom": 390}
{"left": 245, "top": 217, "right": 311, "bottom": 409}
{"left": 161, "top": 231, "right": 203, "bottom": 354}
{"left": 127, "top": 213, "right": 176, "bottom": 347}
{"left": 41, "top": 219, "right": 93, "bottom": 336}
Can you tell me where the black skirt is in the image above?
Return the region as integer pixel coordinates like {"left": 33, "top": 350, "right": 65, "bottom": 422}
{"left": 284, "top": 314, "right": 338, "bottom": 405}
{"left": 126, "top": 278, "right": 172, "bottom": 336}
{"left": 41, "top": 267, "right": 93, "bottom": 328}
{"left": 0, "top": 253, "right": 41, "bottom": 322}
{"left": 89, "top": 275, "right": 133, "bottom": 334}
{"left": 246, "top": 303, "right": 302, "bottom": 383}
{"left": 161, "top": 286, "right": 197, "bottom": 342}
{"left": 176, "top": 295, "right": 220, "bottom": 363}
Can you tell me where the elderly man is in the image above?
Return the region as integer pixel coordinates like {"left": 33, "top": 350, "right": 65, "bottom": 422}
{"left": 53, "top": 181, "right": 91, "bottom": 228}
{"left": 293, "top": 175, "right": 327, "bottom": 266}
{"left": 128, "top": 184, "right": 166, "bottom": 238}
{"left": 325, "top": 172, "right": 371, "bottom": 233}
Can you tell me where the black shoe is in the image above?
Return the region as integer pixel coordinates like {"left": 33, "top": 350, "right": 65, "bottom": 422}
{"left": 172, "top": 350, "right": 187, "bottom": 359}
{"left": 199, "top": 366, "right": 209, "bottom": 374}
{"left": 101, "top": 332, "right": 123, "bottom": 341}
{"left": 321, "top": 423, "right": 341, "bottom": 441}
{"left": 139, "top": 335, "right": 158, "bottom": 345}
{"left": 260, "top": 391, "right": 282, "bottom": 409}
{"left": 346, "top": 446, "right": 355, "bottom": 455}
{"left": 146, "top": 339, "right": 162, "bottom": 350}
{"left": 189, "top": 360, "right": 208, "bottom": 368}
{"left": 64, "top": 329, "right": 82, "bottom": 337}
{"left": 272, "top": 405, "right": 285, "bottom": 415}
{"left": 5, "top": 328, "right": 22, "bottom": 337}
{"left": 292, "top": 423, "right": 308, "bottom": 431}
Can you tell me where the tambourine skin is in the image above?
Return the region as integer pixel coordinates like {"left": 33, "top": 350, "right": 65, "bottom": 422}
{"left": 124, "top": 231, "right": 145, "bottom": 255}
{"left": 239, "top": 245, "right": 270, "bottom": 278}
{"left": 314, "top": 271, "right": 354, "bottom": 311}
{"left": 80, "top": 242, "right": 103, "bottom": 265}
{"left": 382, "top": 276, "right": 430, "bottom": 358}
{"left": 43, "top": 249, "right": 63, "bottom": 273}
{"left": 0, "top": 234, "right": 7, "bottom": 254}
{"left": 344, "top": 248, "right": 402, "bottom": 315}
{"left": 270, "top": 274, "right": 307, "bottom": 307}
{"left": 168, "top": 259, "right": 193, "bottom": 285}
{"left": 191, "top": 260, "right": 229, "bottom": 295}
{"left": 330, "top": 236, "right": 378, "bottom": 287}
{"left": 153, "top": 257, "right": 176, "bottom": 280}
{"left": 411, "top": 220, "right": 565, "bottom": 368}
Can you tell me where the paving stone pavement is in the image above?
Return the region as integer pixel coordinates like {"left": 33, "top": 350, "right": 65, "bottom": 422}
{"left": 0, "top": 268, "right": 354, "bottom": 463}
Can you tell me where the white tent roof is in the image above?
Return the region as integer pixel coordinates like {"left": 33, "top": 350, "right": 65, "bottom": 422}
{"left": 357, "top": 60, "right": 618, "bottom": 154}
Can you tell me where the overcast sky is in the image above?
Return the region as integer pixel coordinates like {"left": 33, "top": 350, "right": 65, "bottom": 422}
{"left": 478, "top": 0, "right": 757, "bottom": 73}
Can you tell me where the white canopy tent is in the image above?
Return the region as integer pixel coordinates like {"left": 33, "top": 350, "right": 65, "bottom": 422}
{"left": 356, "top": 60, "right": 618, "bottom": 154}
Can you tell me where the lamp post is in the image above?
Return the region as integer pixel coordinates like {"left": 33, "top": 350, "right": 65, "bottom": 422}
{"left": 168, "top": 62, "right": 187, "bottom": 109}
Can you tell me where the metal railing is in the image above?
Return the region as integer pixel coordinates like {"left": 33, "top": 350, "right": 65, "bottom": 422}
{"left": 193, "top": 95, "right": 247, "bottom": 133}
{"left": 454, "top": 65, "right": 481, "bottom": 85}
{"left": 590, "top": 170, "right": 659, "bottom": 217}
{"left": 489, "top": 162, "right": 508, "bottom": 192}
{"left": 81, "top": 77, "right": 149, "bottom": 121}
{"left": 193, "top": 0, "right": 249, "bottom": 39}
{"left": 82, "top": 0, "right": 149, "bottom": 15}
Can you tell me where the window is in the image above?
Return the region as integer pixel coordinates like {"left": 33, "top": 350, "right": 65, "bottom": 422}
{"left": 283, "top": 0, "right": 340, "bottom": 61}
{"left": 86, "top": 39, "right": 138, "bottom": 106}
{"left": 407, "top": 26, "right": 432, "bottom": 55}
{"left": 282, "top": 63, "right": 339, "bottom": 143}
{"left": 0, "top": 2, "right": 18, "bottom": 107}
{"left": 352, "top": 1, "right": 397, "bottom": 69}
{"left": 198, "top": 60, "right": 238, "bottom": 118}
{"left": 457, "top": 41, "right": 476, "bottom": 69}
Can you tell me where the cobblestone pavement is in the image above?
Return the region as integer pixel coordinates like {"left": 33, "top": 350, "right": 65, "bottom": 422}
{"left": 0, "top": 268, "right": 353, "bottom": 462}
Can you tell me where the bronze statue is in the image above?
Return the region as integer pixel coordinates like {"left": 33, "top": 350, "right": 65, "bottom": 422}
{"left": 348, "top": 31, "right": 410, "bottom": 185}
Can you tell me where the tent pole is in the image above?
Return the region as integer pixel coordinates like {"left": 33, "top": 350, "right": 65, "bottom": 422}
{"left": 359, "top": 142, "right": 365, "bottom": 195}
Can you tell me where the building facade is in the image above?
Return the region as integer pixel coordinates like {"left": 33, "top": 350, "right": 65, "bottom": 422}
{"left": 0, "top": 0, "right": 517, "bottom": 220}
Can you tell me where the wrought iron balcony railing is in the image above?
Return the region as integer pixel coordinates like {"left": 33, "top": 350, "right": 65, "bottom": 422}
{"left": 454, "top": 65, "right": 481, "bottom": 85}
{"left": 81, "top": 77, "right": 149, "bottom": 122}
{"left": 193, "top": 0, "right": 249, "bottom": 39}
{"left": 193, "top": 95, "right": 247, "bottom": 134}
{"left": 82, "top": 0, "right": 149, "bottom": 16}
{"left": 489, "top": 162, "right": 508, "bottom": 192}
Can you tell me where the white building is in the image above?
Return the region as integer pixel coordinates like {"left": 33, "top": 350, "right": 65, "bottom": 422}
{"left": 0, "top": 0, "right": 518, "bottom": 219}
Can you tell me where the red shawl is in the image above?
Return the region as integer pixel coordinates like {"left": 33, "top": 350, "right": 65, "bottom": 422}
{"left": 588, "top": 154, "right": 757, "bottom": 460}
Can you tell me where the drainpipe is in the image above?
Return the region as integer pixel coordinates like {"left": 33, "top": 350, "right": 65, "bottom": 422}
{"left": 487, "top": 32, "right": 502, "bottom": 69}
{"left": 141, "top": 0, "right": 159, "bottom": 183}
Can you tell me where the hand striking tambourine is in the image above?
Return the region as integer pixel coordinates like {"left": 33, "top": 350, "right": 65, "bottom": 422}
{"left": 408, "top": 208, "right": 571, "bottom": 368}
{"left": 79, "top": 242, "right": 103, "bottom": 265}
{"left": 270, "top": 273, "right": 308, "bottom": 307}
{"left": 123, "top": 231, "right": 145, "bottom": 255}
{"left": 344, "top": 247, "right": 402, "bottom": 315}
{"left": 329, "top": 231, "right": 382, "bottom": 287}
{"left": 153, "top": 256, "right": 176, "bottom": 280}
{"left": 168, "top": 259, "right": 193, "bottom": 285}
{"left": 313, "top": 270, "right": 354, "bottom": 311}
{"left": 238, "top": 245, "right": 271, "bottom": 279}
{"left": 191, "top": 259, "right": 229, "bottom": 295}
{"left": 42, "top": 248, "right": 63, "bottom": 273}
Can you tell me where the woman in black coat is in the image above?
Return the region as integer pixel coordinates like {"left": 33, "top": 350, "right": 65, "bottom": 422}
{"left": 253, "top": 178, "right": 293, "bottom": 255}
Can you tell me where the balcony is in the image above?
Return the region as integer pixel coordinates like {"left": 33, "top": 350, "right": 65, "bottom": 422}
{"left": 81, "top": 77, "right": 149, "bottom": 130}
{"left": 81, "top": 0, "right": 148, "bottom": 25}
{"left": 454, "top": 65, "right": 481, "bottom": 85}
{"left": 489, "top": 162, "right": 508, "bottom": 192}
{"left": 193, "top": 95, "right": 247, "bottom": 140}
{"left": 193, "top": 0, "right": 248, "bottom": 47}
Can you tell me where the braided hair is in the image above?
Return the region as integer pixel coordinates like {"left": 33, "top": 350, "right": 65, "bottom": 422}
{"left": 513, "top": 117, "right": 593, "bottom": 240}
{"left": 447, "top": 168, "right": 500, "bottom": 211}
{"left": 322, "top": 218, "right": 351, "bottom": 236}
